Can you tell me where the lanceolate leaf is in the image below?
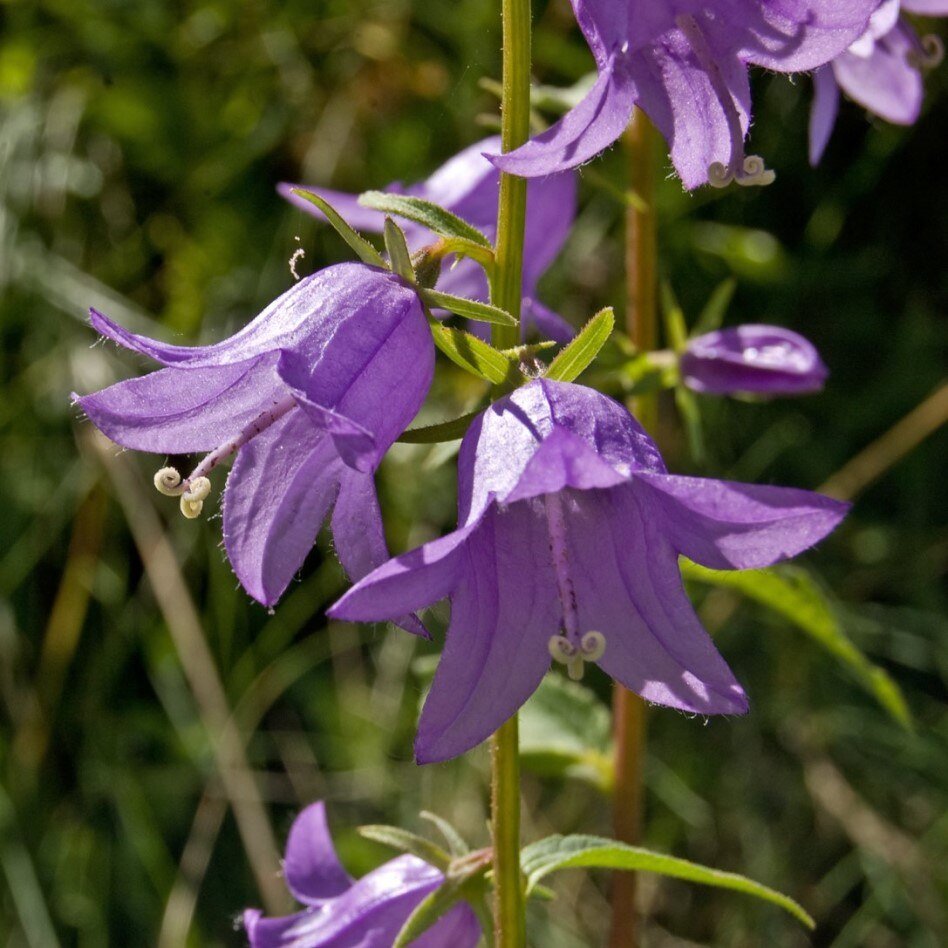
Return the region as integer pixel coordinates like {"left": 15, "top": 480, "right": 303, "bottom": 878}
{"left": 693, "top": 276, "right": 737, "bottom": 336}
{"left": 420, "top": 811, "right": 470, "bottom": 857}
{"left": 360, "top": 191, "right": 493, "bottom": 248}
{"left": 288, "top": 189, "right": 386, "bottom": 268}
{"left": 520, "top": 835, "right": 815, "bottom": 929}
{"left": 681, "top": 561, "right": 912, "bottom": 729}
{"left": 545, "top": 308, "right": 614, "bottom": 382}
{"left": 357, "top": 825, "right": 450, "bottom": 872}
{"left": 422, "top": 288, "right": 518, "bottom": 327}
{"left": 429, "top": 324, "right": 515, "bottom": 385}
{"left": 397, "top": 411, "right": 480, "bottom": 444}
{"left": 383, "top": 218, "right": 415, "bottom": 281}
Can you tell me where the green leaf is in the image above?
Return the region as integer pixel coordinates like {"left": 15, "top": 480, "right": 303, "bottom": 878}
{"left": 545, "top": 308, "right": 614, "bottom": 382}
{"left": 289, "top": 189, "right": 386, "bottom": 268}
{"left": 520, "top": 835, "right": 815, "bottom": 929}
{"left": 681, "top": 561, "right": 912, "bottom": 729}
{"left": 434, "top": 236, "right": 495, "bottom": 270}
{"left": 397, "top": 411, "right": 480, "bottom": 444}
{"left": 393, "top": 882, "right": 468, "bottom": 948}
{"left": 693, "top": 277, "right": 737, "bottom": 336}
{"left": 674, "top": 386, "right": 705, "bottom": 464}
{"left": 357, "top": 825, "right": 450, "bottom": 872}
{"left": 429, "top": 324, "right": 515, "bottom": 385}
{"left": 383, "top": 218, "right": 415, "bottom": 281}
{"left": 360, "top": 191, "right": 492, "bottom": 248}
{"left": 419, "top": 812, "right": 469, "bottom": 857}
{"left": 660, "top": 281, "right": 689, "bottom": 352}
{"left": 519, "top": 675, "right": 613, "bottom": 791}
{"left": 422, "top": 288, "right": 518, "bottom": 327}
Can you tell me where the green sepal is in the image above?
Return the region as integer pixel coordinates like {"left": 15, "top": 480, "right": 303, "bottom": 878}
{"left": 544, "top": 307, "right": 614, "bottom": 382}
{"left": 520, "top": 835, "right": 815, "bottom": 929}
{"left": 359, "top": 191, "right": 492, "bottom": 248}
{"left": 693, "top": 277, "right": 737, "bottom": 336}
{"left": 681, "top": 561, "right": 912, "bottom": 729}
{"left": 397, "top": 411, "right": 480, "bottom": 445}
{"left": 422, "top": 288, "right": 518, "bottom": 327}
{"left": 357, "top": 825, "right": 450, "bottom": 872}
{"left": 660, "top": 281, "right": 689, "bottom": 352}
{"left": 289, "top": 189, "right": 386, "bottom": 268}
{"left": 383, "top": 218, "right": 415, "bottom": 281}
{"left": 429, "top": 323, "right": 518, "bottom": 385}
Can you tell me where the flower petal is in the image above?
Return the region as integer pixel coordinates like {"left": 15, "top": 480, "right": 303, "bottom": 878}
{"left": 415, "top": 504, "right": 559, "bottom": 763}
{"left": 328, "top": 520, "right": 481, "bottom": 624}
{"left": 630, "top": 30, "right": 751, "bottom": 190}
{"left": 809, "top": 65, "right": 840, "bottom": 165}
{"left": 413, "top": 904, "right": 482, "bottom": 948}
{"left": 635, "top": 473, "right": 849, "bottom": 570}
{"left": 331, "top": 471, "right": 428, "bottom": 637}
{"left": 73, "top": 354, "right": 282, "bottom": 454}
{"left": 521, "top": 298, "right": 575, "bottom": 343}
{"left": 290, "top": 394, "right": 378, "bottom": 473}
{"left": 487, "top": 55, "right": 637, "bottom": 177}
{"left": 283, "top": 803, "right": 353, "bottom": 905}
{"left": 223, "top": 410, "right": 344, "bottom": 606}
{"left": 901, "top": 0, "right": 948, "bottom": 12}
{"left": 569, "top": 488, "right": 748, "bottom": 715}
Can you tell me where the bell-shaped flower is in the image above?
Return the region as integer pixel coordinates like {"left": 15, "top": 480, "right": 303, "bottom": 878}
{"left": 74, "top": 263, "right": 433, "bottom": 618}
{"left": 330, "top": 380, "right": 848, "bottom": 763}
{"left": 279, "top": 137, "right": 577, "bottom": 341}
{"left": 809, "top": 0, "right": 947, "bottom": 164}
{"left": 488, "top": 0, "right": 878, "bottom": 189}
{"left": 680, "top": 325, "right": 828, "bottom": 396}
{"left": 243, "top": 802, "right": 481, "bottom": 948}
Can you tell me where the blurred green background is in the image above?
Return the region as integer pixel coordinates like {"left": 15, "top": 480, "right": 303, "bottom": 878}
{"left": 1, "top": 0, "right": 946, "bottom": 945}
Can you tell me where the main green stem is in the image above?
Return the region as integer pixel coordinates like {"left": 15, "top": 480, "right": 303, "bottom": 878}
{"left": 488, "top": 0, "right": 531, "bottom": 944}
{"left": 609, "top": 109, "right": 659, "bottom": 948}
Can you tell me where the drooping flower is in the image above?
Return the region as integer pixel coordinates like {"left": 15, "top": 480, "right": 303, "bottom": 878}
{"left": 488, "top": 1, "right": 878, "bottom": 189}
{"left": 74, "top": 263, "right": 432, "bottom": 619}
{"left": 330, "top": 380, "right": 848, "bottom": 763}
{"left": 680, "top": 324, "right": 828, "bottom": 396}
{"left": 243, "top": 802, "right": 481, "bottom": 948}
{"left": 279, "top": 137, "right": 577, "bottom": 341}
{"left": 809, "top": 0, "right": 947, "bottom": 164}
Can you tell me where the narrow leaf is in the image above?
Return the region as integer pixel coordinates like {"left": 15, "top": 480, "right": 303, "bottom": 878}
{"left": 358, "top": 825, "right": 450, "bottom": 872}
{"left": 420, "top": 812, "right": 469, "bottom": 857}
{"left": 694, "top": 277, "right": 737, "bottom": 336}
{"left": 360, "top": 191, "right": 492, "bottom": 248}
{"left": 288, "top": 189, "right": 385, "bottom": 268}
{"left": 430, "top": 324, "right": 514, "bottom": 385}
{"left": 422, "top": 289, "right": 517, "bottom": 327}
{"left": 545, "top": 307, "right": 614, "bottom": 382}
{"left": 681, "top": 561, "right": 912, "bottom": 729}
{"left": 393, "top": 882, "right": 467, "bottom": 948}
{"left": 383, "top": 218, "right": 415, "bottom": 281}
{"left": 674, "top": 386, "right": 705, "bottom": 464}
{"left": 660, "top": 281, "right": 689, "bottom": 352}
{"left": 520, "top": 835, "right": 814, "bottom": 929}
{"left": 397, "top": 411, "right": 480, "bottom": 445}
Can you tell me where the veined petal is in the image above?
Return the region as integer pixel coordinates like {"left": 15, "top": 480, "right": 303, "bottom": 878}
{"left": 73, "top": 354, "right": 282, "bottom": 454}
{"left": 283, "top": 803, "right": 353, "bottom": 906}
{"left": 521, "top": 298, "right": 576, "bottom": 344}
{"left": 328, "top": 520, "right": 482, "bottom": 624}
{"left": 291, "top": 394, "right": 378, "bottom": 473}
{"left": 413, "top": 904, "right": 482, "bottom": 948}
{"left": 487, "top": 55, "right": 637, "bottom": 177}
{"left": 569, "top": 487, "right": 748, "bottom": 715}
{"left": 331, "top": 471, "right": 428, "bottom": 637}
{"left": 833, "top": 23, "right": 924, "bottom": 126}
{"left": 809, "top": 65, "right": 840, "bottom": 165}
{"left": 635, "top": 473, "right": 849, "bottom": 570}
{"left": 223, "top": 411, "right": 344, "bottom": 606}
{"left": 415, "top": 504, "right": 560, "bottom": 763}
{"left": 631, "top": 28, "right": 751, "bottom": 190}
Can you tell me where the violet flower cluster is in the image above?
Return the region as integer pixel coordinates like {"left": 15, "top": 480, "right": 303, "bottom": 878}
{"left": 810, "top": 0, "right": 947, "bottom": 163}
{"left": 488, "top": 0, "right": 879, "bottom": 188}
{"left": 244, "top": 803, "right": 480, "bottom": 948}
{"left": 280, "top": 137, "right": 577, "bottom": 342}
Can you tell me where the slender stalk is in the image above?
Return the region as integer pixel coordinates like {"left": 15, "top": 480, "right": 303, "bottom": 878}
{"left": 609, "top": 108, "right": 660, "bottom": 948}
{"left": 487, "top": 0, "right": 532, "bottom": 943}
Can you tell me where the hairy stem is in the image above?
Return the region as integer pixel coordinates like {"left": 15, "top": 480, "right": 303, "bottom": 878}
{"left": 609, "top": 108, "right": 660, "bottom": 948}
{"left": 487, "top": 0, "right": 532, "bottom": 943}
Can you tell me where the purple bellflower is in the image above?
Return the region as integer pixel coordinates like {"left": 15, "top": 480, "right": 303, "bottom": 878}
{"left": 680, "top": 324, "right": 828, "bottom": 396}
{"left": 330, "top": 380, "right": 848, "bottom": 763}
{"left": 243, "top": 802, "right": 481, "bottom": 948}
{"left": 280, "top": 137, "right": 577, "bottom": 342}
{"left": 488, "top": 0, "right": 878, "bottom": 189}
{"left": 809, "top": 0, "right": 947, "bottom": 164}
{"left": 74, "top": 263, "right": 433, "bottom": 619}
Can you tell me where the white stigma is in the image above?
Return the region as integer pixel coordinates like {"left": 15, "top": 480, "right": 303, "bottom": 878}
{"left": 153, "top": 467, "right": 214, "bottom": 519}
{"left": 708, "top": 155, "right": 776, "bottom": 190}
{"left": 549, "top": 631, "right": 607, "bottom": 681}
{"left": 908, "top": 34, "right": 944, "bottom": 70}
